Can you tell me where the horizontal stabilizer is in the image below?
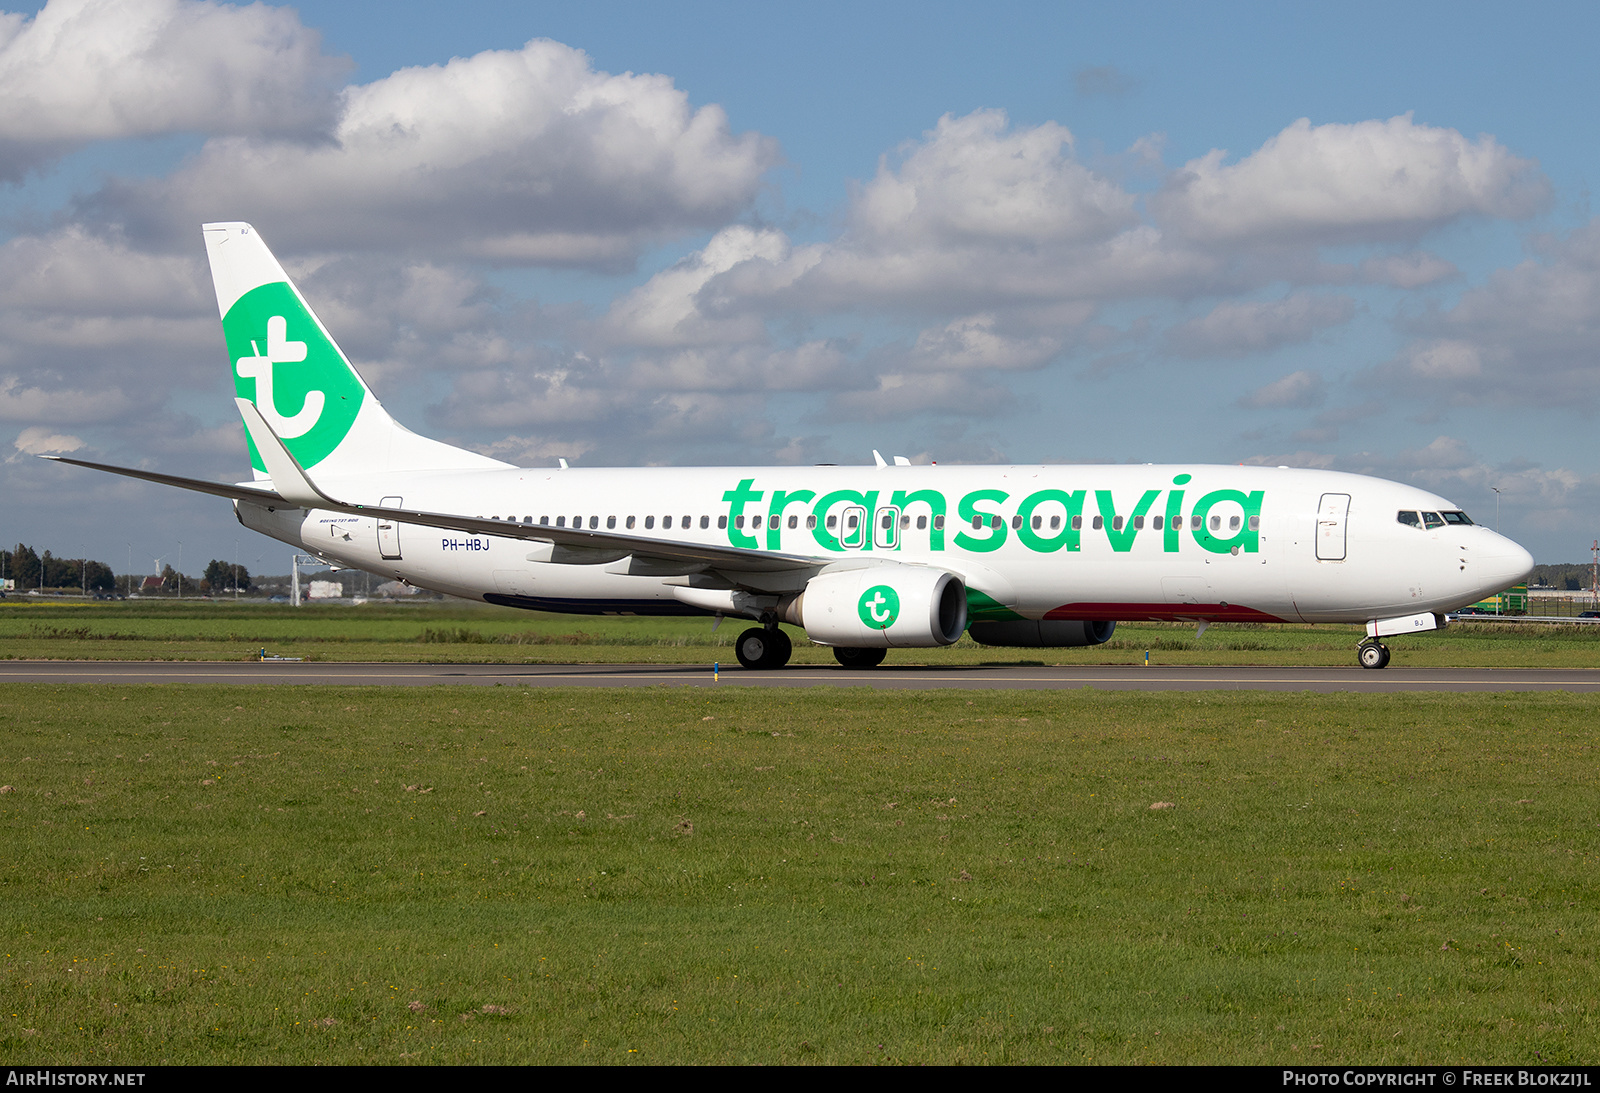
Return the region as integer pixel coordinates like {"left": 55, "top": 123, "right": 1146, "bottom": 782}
{"left": 42, "top": 455, "right": 285, "bottom": 505}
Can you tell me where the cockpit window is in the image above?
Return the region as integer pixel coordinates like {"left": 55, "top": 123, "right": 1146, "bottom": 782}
{"left": 1441, "top": 511, "right": 1474, "bottom": 525}
{"left": 1422, "top": 511, "right": 1444, "bottom": 529}
{"left": 1397, "top": 511, "right": 1421, "bottom": 528}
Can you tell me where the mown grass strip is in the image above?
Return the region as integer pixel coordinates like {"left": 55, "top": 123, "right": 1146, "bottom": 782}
{"left": 4, "top": 600, "right": 1600, "bottom": 666}
{"left": 1, "top": 684, "right": 1596, "bottom": 1063}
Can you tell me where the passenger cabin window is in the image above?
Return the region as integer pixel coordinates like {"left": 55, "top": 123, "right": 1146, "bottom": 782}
{"left": 683, "top": 515, "right": 691, "bottom": 529}
{"left": 1072, "top": 516, "right": 1082, "bottom": 530}
{"left": 626, "top": 516, "right": 635, "bottom": 529}
{"left": 539, "top": 516, "right": 549, "bottom": 526}
{"left": 701, "top": 515, "right": 711, "bottom": 529}
{"left": 770, "top": 515, "right": 780, "bottom": 530}
{"left": 917, "top": 515, "right": 927, "bottom": 530}
{"left": 934, "top": 515, "right": 945, "bottom": 530}
{"left": 1092, "top": 516, "right": 1103, "bottom": 530}
{"left": 606, "top": 516, "right": 616, "bottom": 529}
{"left": 1152, "top": 516, "right": 1162, "bottom": 530}
{"left": 1248, "top": 516, "right": 1260, "bottom": 531}
{"left": 808, "top": 515, "right": 818, "bottom": 529}
{"left": 1113, "top": 516, "right": 1125, "bottom": 531}
{"left": 990, "top": 515, "right": 1002, "bottom": 529}
{"left": 1229, "top": 515, "right": 1240, "bottom": 531}
{"left": 645, "top": 516, "right": 655, "bottom": 529}
{"left": 523, "top": 516, "right": 533, "bottom": 524}
{"left": 789, "top": 515, "right": 800, "bottom": 529}
{"left": 589, "top": 516, "right": 599, "bottom": 529}
{"left": 827, "top": 515, "right": 837, "bottom": 529}
{"left": 717, "top": 516, "right": 727, "bottom": 529}
{"left": 556, "top": 516, "right": 566, "bottom": 528}
{"left": 1050, "top": 516, "right": 1061, "bottom": 530}
{"left": 1422, "top": 511, "right": 1444, "bottom": 529}
{"left": 663, "top": 516, "right": 673, "bottom": 529}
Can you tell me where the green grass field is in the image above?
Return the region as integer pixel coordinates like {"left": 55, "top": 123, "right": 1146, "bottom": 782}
{"left": 4, "top": 598, "right": 1600, "bottom": 667}
{"left": 2, "top": 684, "right": 1597, "bottom": 1064}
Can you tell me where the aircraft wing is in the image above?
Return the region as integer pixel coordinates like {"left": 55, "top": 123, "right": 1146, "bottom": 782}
{"left": 45, "top": 415, "right": 822, "bottom": 577}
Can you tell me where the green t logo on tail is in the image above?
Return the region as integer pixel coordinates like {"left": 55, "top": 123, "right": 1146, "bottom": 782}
{"left": 223, "top": 282, "right": 363, "bottom": 471}
{"left": 858, "top": 585, "right": 900, "bottom": 629}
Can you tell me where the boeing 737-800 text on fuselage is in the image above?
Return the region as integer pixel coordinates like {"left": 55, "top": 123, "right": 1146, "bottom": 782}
{"left": 50, "top": 224, "right": 1534, "bottom": 670}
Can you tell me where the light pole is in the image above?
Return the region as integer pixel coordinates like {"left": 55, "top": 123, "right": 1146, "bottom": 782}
{"left": 1491, "top": 486, "right": 1502, "bottom": 533}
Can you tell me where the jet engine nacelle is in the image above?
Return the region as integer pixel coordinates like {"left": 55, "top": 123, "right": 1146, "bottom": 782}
{"left": 790, "top": 567, "right": 967, "bottom": 648}
{"left": 968, "top": 619, "right": 1117, "bottom": 647}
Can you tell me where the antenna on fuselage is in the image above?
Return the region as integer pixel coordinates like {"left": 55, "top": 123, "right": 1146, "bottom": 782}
{"left": 558, "top": 458, "right": 569, "bottom": 470}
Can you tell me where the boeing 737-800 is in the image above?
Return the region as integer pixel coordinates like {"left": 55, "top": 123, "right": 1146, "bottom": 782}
{"left": 49, "top": 223, "right": 1535, "bottom": 670}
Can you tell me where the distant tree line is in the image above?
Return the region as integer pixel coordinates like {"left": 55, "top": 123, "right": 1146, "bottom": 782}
{"left": 143, "top": 560, "right": 251, "bottom": 594}
{"left": 1, "top": 546, "right": 252, "bottom": 595}
{"left": 1530, "top": 563, "right": 1598, "bottom": 591}
{"left": 202, "top": 560, "right": 251, "bottom": 593}
{"left": 2, "top": 544, "right": 115, "bottom": 592}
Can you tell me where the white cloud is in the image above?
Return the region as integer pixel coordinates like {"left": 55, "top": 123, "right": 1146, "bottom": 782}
{"left": 851, "top": 110, "right": 1137, "bottom": 247}
{"left": 905, "top": 314, "right": 1065, "bottom": 371}
{"left": 0, "top": 376, "right": 145, "bottom": 423}
{"left": 623, "top": 341, "right": 849, "bottom": 394}
{"left": 828, "top": 371, "right": 1013, "bottom": 420}
{"left": 1360, "top": 251, "right": 1456, "bottom": 288}
{"left": 1238, "top": 369, "right": 1326, "bottom": 409}
{"left": 12, "top": 425, "right": 82, "bottom": 455}
{"left": 1169, "top": 293, "right": 1355, "bottom": 357}
{"left": 1246, "top": 436, "right": 1589, "bottom": 533}
{"left": 1403, "top": 339, "right": 1484, "bottom": 380}
{"left": 1154, "top": 114, "right": 1549, "bottom": 244}
{"left": 0, "top": 228, "right": 208, "bottom": 315}
{"left": 0, "top": 0, "right": 348, "bottom": 179}
{"left": 1388, "top": 219, "right": 1600, "bottom": 404}
{"left": 602, "top": 225, "right": 788, "bottom": 347}
{"left": 474, "top": 435, "right": 595, "bottom": 466}
{"left": 89, "top": 37, "right": 779, "bottom": 267}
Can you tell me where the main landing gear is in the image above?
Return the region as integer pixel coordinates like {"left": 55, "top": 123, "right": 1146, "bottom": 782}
{"left": 1357, "top": 639, "right": 1391, "bottom": 670}
{"left": 832, "top": 646, "right": 887, "bottom": 669}
{"left": 735, "top": 626, "right": 793, "bottom": 670}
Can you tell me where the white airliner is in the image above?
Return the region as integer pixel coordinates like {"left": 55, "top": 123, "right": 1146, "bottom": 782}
{"left": 51, "top": 223, "right": 1534, "bottom": 670}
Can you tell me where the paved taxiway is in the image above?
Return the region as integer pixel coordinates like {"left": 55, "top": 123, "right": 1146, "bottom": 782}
{"left": 3, "top": 661, "right": 1599, "bottom": 692}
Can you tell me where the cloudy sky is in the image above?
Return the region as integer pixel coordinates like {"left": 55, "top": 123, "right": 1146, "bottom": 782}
{"left": 4, "top": 0, "right": 1599, "bottom": 576}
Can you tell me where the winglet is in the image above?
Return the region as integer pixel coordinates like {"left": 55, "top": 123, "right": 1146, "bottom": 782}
{"left": 234, "top": 397, "right": 333, "bottom": 508}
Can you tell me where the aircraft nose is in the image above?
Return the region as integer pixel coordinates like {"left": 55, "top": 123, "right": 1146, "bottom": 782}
{"left": 1480, "top": 534, "right": 1535, "bottom": 591}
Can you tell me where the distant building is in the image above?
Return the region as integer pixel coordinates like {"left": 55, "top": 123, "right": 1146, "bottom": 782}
{"left": 307, "top": 580, "right": 342, "bottom": 599}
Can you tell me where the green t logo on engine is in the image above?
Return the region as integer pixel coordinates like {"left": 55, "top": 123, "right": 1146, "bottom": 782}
{"left": 858, "top": 585, "right": 900, "bottom": 629}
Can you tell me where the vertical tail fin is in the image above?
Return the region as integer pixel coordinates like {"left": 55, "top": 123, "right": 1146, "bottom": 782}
{"left": 202, "top": 222, "right": 506, "bottom": 479}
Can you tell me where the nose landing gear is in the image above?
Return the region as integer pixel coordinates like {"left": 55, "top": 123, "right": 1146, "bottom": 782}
{"left": 1357, "top": 639, "right": 1391, "bottom": 670}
